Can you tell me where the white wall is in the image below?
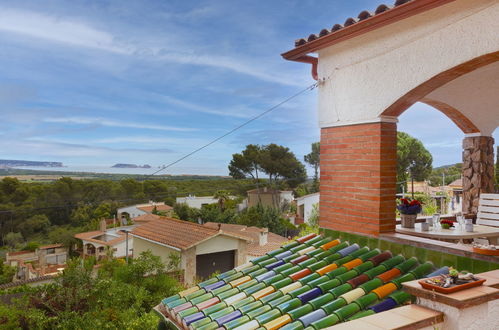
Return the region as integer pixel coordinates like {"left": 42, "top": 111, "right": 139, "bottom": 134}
{"left": 117, "top": 205, "right": 146, "bottom": 219}
{"left": 176, "top": 196, "right": 236, "bottom": 209}
{"left": 280, "top": 191, "right": 294, "bottom": 205}
{"left": 297, "top": 193, "right": 320, "bottom": 223}
{"left": 316, "top": 0, "right": 499, "bottom": 134}
{"left": 195, "top": 235, "right": 240, "bottom": 255}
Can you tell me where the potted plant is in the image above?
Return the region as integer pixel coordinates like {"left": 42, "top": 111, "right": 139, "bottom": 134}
{"left": 397, "top": 198, "right": 422, "bottom": 228}
{"left": 440, "top": 219, "right": 454, "bottom": 230}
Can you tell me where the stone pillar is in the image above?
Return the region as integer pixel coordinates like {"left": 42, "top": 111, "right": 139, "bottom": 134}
{"left": 320, "top": 122, "right": 397, "bottom": 236}
{"left": 462, "top": 136, "right": 495, "bottom": 215}
{"left": 183, "top": 247, "right": 196, "bottom": 286}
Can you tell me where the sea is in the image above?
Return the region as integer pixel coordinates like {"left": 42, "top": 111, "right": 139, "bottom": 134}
{"left": 13, "top": 165, "right": 225, "bottom": 176}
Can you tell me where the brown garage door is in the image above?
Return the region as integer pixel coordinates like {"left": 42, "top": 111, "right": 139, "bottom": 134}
{"left": 196, "top": 250, "right": 235, "bottom": 280}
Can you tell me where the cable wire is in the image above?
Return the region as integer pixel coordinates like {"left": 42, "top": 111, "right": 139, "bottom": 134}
{"left": 148, "top": 82, "right": 318, "bottom": 177}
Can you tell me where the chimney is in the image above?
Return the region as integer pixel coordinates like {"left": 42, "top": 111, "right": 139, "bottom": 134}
{"left": 100, "top": 219, "right": 107, "bottom": 232}
{"left": 259, "top": 228, "right": 268, "bottom": 246}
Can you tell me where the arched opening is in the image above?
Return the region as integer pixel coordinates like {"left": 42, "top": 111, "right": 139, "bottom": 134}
{"left": 85, "top": 244, "right": 96, "bottom": 257}
{"left": 382, "top": 53, "right": 499, "bottom": 218}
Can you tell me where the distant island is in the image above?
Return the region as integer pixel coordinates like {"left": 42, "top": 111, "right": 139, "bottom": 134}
{"left": 111, "top": 163, "right": 151, "bottom": 168}
{"left": 0, "top": 159, "right": 63, "bottom": 168}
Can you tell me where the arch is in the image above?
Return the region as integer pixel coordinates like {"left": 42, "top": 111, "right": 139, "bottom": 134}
{"left": 381, "top": 51, "right": 499, "bottom": 132}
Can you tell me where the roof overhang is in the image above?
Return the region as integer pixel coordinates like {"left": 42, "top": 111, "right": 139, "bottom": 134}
{"left": 281, "top": 0, "right": 455, "bottom": 62}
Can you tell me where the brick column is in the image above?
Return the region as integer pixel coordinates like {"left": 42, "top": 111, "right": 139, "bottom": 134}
{"left": 462, "top": 136, "right": 495, "bottom": 215}
{"left": 320, "top": 122, "right": 397, "bottom": 236}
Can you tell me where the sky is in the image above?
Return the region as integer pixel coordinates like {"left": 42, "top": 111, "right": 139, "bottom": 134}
{"left": 0, "top": 0, "right": 497, "bottom": 176}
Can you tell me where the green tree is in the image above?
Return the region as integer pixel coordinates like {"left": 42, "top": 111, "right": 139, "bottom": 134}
{"left": 213, "top": 190, "right": 230, "bottom": 211}
{"left": 228, "top": 144, "right": 262, "bottom": 181}
{"left": 308, "top": 203, "right": 319, "bottom": 228}
{"left": 304, "top": 142, "right": 320, "bottom": 183}
{"left": 0, "top": 262, "right": 15, "bottom": 284}
{"left": 397, "top": 132, "right": 433, "bottom": 186}
{"left": 236, "top": 205, "right": 291, "bottom": 236}
{"left": 259, "top": 144, "right": 307, "bottom": 188}
{"left": 18, "top": 214, "right": 50, "bottom": 238}
{"left": 4, "top": 232, "right": 23, "bottom": 249}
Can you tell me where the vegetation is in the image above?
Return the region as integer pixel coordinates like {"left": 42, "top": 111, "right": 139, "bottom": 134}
{"left": 304, "top": 142, "right": 320, "bottom": 191}
{"left": 397, "top": 132, "right": 433, "bottom": 188}
{"left": 0, "top": 176, "right": 259, "bottom": 248}
{"left": 0, "top": 262, "right": 15, "bottom": 285}
{"left": 0, "top": 251, "right": 182, "bottom": 328}
{"left": 229, "top": 144, "right": 307, "bottom": 188}
{"left": 428, "top": 163, "right": 462, "bottom": 187}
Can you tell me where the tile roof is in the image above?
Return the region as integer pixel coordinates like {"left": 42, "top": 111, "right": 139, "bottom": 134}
{"left": 131, "top": 217, "right": 249, "bottom": 250}
{"left": 203, "top": 222, "right": 289, "bottom": 257}
{"left": 39, "top": 244, "right": 63, "bottom": 250}
{"left": 282, "top": 0, "right": 452, "bottom": 61}
{"left": 132, "top": 213, "right": 162, "bottom": 222}
{"left": 74, "top": 230, "right": 126, "bottom": 246}
{"left": 137, "top": 204, "right": 173, "bottom": 213}
{"left": 158, "top": 235, "right": 442, "bottom": 330}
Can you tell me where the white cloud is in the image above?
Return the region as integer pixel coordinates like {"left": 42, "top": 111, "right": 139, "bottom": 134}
{"left": 0, "top": 8, "right": 128, "bottom": 54}
{"left": 43, "top": 117, "right": 196, "bottom": 132}
{"left": 0, "top": 7, "right": 303, "bottom": 86}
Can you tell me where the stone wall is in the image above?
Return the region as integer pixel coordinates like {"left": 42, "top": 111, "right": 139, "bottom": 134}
{"left": 462, "top": 136, "right": 495, "bottom": 215}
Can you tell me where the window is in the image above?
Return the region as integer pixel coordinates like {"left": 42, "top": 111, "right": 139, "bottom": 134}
{"left": 46, "top": 248, "right": 55, "bottom": 254}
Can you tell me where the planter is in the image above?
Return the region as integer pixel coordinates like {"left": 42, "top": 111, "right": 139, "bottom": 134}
{"left": 400, "top": 214, "right": 417, "bottom": 228}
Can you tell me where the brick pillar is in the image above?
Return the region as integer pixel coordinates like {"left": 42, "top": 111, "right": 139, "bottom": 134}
{"left": 320, "top": 122, "right": 397, "bottom": 236}
{"left": 462, "top": 136, "right": 495, "bottom": 215}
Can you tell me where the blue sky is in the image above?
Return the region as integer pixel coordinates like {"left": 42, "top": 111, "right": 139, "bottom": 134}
{"left": 0, "top": 0, "right": 497, "bottom": 176}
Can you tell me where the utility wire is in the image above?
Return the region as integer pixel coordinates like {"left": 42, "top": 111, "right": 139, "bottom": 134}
{"left": 148, "top": 82, "right": 319, "bottom": 177}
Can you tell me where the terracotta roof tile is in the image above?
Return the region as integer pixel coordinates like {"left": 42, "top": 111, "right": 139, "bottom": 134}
{"left": 74, "top": 230, "right": 126, "bottom": 247}
{"left": 39, "top": 244, "right": 63, "bottom": 249}
{"left": 292, "top": 0, "right": 418, "bottom": 48}
{"left": 137, "top": 204, "right": 172, "bottom": 213}
{"left": 203, "top": 222, "right": 289, "bottom": 257}
{"left": 131, "top": 217, "right": 249, "bottom": 250}
{"left": 132, "top": 213, "right": 162, "bottom": 222}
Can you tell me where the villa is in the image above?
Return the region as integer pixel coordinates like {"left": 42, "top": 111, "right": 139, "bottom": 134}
{"left": 155, "top": 0, "right": 498, "bottom": 329}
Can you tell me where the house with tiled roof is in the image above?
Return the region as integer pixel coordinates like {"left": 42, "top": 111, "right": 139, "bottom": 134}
{"left": 203, "top": 222, "right": 289, "bottom": 261}
{"left": 131, "top": 217, "right": 251, "bottom": 285}
{"left": 117, "top": 201, "right": 173, "bottom": 223}
{"left": 5, "top": 244, "right": 67, "bottom": 282}
{"left": 75, "top": 220, "right": 135, "bottom": 260}
{"left": 246, "top": 188, "right": 294, "bottom": 209}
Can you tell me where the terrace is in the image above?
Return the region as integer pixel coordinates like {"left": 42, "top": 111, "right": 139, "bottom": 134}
{"left": 156, "top": 0, "right": 498, "bottom": 329}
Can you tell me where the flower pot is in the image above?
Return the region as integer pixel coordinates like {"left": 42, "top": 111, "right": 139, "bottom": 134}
{"left": 401, "top": 214, "right": 417, "bottom": 228}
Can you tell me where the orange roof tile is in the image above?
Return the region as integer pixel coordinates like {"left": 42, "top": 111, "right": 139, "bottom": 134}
{"left": 137, "top": 204, "right": 172, "bottom": 213}
{"left": 203, "top": 222, "right": 289, "bottom": 257}
{"left": 74, "top": 230, "right": 126, "bottom": 246}
{"left": 282, "top": 0, "right": 452, "bottom": 61}
{"left": 131, "top": 217, "right": 248, "bottom": 250}
{"left": 39, "top": 244, "right": 63, "bottom": 250}
{"left": 132, "top": 213, "right": 162, "bottom": 222}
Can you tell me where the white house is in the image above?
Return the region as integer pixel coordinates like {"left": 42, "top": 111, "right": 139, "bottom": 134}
{"left": 175, "top": 195, "right": 236, "bottom": 209}
{"left": 296, "top": 193, "right": 320, "bottom": 224}
{"left": 75, "top": 220, "right": 134, "bottom": 260}
{"left": 117, "top": 202, "right": 173, "bottom": 222}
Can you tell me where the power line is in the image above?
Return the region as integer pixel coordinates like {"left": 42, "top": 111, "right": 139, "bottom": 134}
{"left": 148, "top": 82, "right": 319, "bottom": 177}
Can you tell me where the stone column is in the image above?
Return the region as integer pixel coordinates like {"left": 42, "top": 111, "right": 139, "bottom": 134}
{"left": 319, "top": 122, "right": 398, "bottom": 236}
{"left": 462, "top": 136, "right": 495, "bottom": 215}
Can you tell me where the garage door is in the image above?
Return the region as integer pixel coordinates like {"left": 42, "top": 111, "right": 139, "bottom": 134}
{"left": 196, "top": 250, "right": 235, "bottom": 279}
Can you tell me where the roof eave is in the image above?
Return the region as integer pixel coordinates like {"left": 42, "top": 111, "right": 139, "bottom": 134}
{"left": 281, "top": 0, "right": 455, "bottom": 61}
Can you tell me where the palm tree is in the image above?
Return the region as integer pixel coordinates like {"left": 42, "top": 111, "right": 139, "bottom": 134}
{"left": 213, "top": 190, "right": 230, "bottom": 211}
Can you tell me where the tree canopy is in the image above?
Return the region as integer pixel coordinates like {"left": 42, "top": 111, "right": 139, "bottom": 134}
{"left": 304, "top": 142, "right": 320, "bottom": 181}
{"left": 228, "top": 144, "right": 306, "bottom": 188}
{"left": 397, "top": 132, "right": 433, "bottom": 184}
